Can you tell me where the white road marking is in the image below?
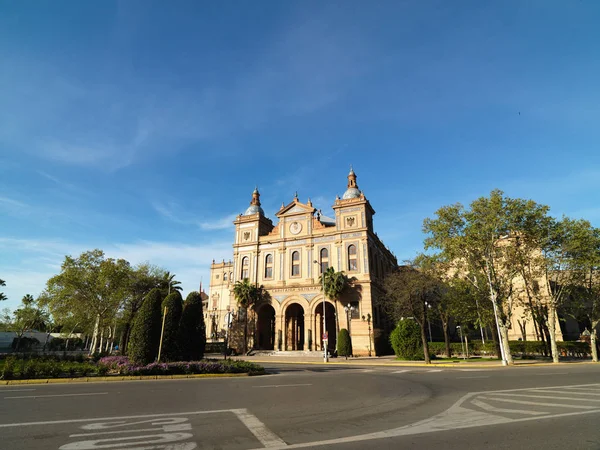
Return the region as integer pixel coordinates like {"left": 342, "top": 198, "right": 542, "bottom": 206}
{"left": 59, "top": 432, "right": 194, "bottom": 449}
{"left": 70, "top": 424, "right": 192, "bottom": 437}
{"left": 479, "top": 396, "right": 597, "bottom": 409}
{"left": 562, "top": 386, "right": 600, "bottom": 391}
{"left": 491, "top": 392, "right": 600, "bottom": 402}
{"left": 253, "top": 384, "right": 312, "bottom": 388}
{"left": 4, "top": 392, "right": 108, "bottom": 400}
{"left": 535, "top": 372, "right": 569, "bottom": 376}
{"left": 458, "top": 369, "right": 487, "bottom": 372}
{"left": 0, "top": 389, "right": 36, "bottom": 392}
{"left": 232, "top": 409, "right": 287, "bottom": 448}
{"left": 426, "top": 369, "right": 443, "bottom": 373}
{"left": 360, "top": 369, "right": 375, "bottom": 373}
{"left": 533, "top": 389, "right": 600, "bottom": 396}
{"left": 0, "top": 410, "right": 232, "bottom": 428}
{"left": 457, "top": 376, "right": 489, "bottom": 379}
{"left": 470, "top": 398, "right": 546, "bottom": 416}
{"left": 391, "top": 370, "right": 409, "bottom": 374}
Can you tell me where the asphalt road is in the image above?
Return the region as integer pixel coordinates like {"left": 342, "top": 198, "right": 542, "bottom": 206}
{"left": 1, "top": 362, "right": 600, "bottom": 449}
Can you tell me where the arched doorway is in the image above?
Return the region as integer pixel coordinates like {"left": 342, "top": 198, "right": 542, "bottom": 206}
{"left": 285, "top": 303, "right": 304, "bottom": 351}
{"left": 256, "top": 304, "right": 276, "bottom": 350}
{"left": 314, "top": 301, "right": 336, "bottom": 353}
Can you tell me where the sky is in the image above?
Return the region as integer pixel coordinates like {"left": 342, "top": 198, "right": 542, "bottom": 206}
{"left": 1, "top": 1, "right": 600, "bottom": 312}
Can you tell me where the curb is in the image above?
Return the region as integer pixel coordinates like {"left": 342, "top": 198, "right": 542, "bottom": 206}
{"left": 0, "top": 372, "right": 254, "bottom": 386}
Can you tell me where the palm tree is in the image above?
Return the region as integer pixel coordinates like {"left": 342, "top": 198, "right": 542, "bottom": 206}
{"left": 233, "top": 278, "right": 265, "bottom": 354}
{"left": 0, "top": 279, "right": 7, "bottom": 302}
{"left": 162, "top": 271, "right": 182, "bottom": 294}
{"left": 319, "top": 268, "right": 354, "bottom": 344}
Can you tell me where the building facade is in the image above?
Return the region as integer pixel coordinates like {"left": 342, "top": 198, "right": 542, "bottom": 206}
{"left": 208, "top": 168, "right": 397, "bottom": 355}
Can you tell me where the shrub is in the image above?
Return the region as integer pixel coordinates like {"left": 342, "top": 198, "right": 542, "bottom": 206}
{"left": 128, "top": 288, "right": 164, "bottom": 365}
{"left": 337, "top": 328, "right": 353, "bottom": 359}
{"left": 178, "top": 292, "right": 206, "bottom": 361}
{"left": 160, "top": 291, "right": 183, "bottom": 362}
{"left": 1, "top": 356, "right": 16, "bottom": 379}
{"left": 390, "top": 320, "right": 423, "bottom": 360}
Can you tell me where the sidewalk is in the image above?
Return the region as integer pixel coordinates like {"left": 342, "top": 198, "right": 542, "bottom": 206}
{"left": 212, "top": 353, "right": 597, "bottom": 368}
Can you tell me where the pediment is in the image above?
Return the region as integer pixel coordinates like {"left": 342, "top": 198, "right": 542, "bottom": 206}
{"left": 276, "top": 201, "right": 316, "bottom": 218}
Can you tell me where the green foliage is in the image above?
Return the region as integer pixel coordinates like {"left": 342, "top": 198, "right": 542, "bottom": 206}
{"left": 337, "top": 328, "right": 352, "bottom": 358}
{"left": 0, "top": 356, "right": 103, "bottom": 380}
{"left": 128, "top": 288, "right": 163, "bottom": 365}
{"left": 160, "top": 291, "right": 183, "bottom": 362}
{"left": 178, "top": 292, "right": 206, "bottom": 361}
{"left": 0, "top": 278, "right": 7, "bottom": 302}
{"left": 390, "top": 320, "right": 423, "bottom": 360}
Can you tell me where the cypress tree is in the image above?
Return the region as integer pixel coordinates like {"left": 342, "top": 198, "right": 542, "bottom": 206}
{"left": 337, "top": 328, "right": 353, "bottom": 359}
{"left": 178, "top": 291, "right": 206, "bottom": 361}
{"left": 128, "top": 288, "right": 163, "bottom": 365}
{"left": 160, "top": 291, "right": 183, "bottom": 362}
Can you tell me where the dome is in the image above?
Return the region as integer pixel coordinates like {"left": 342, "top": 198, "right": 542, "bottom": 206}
{"left": 342, "top": 187, "right": 361, "bottom": 199}
{"left": 244, "top": 204, "right": 264, "bottom": 215}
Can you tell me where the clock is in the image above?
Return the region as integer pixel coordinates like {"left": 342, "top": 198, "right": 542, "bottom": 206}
{"left": 289, "top": 221, "right": 302, "bottom": 235}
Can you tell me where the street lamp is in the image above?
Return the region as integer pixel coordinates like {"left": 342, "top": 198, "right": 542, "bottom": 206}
{"left": 223, "top": 308, "right": 236, "bottom": 360}
{"left": 457, "top": 325, "right": 466, "bottom": 360}
{"left": 313, "top": 260, "right": 328, "bottom": 363}
{"left": 424, "top": 301, "right": 433, "bottom": 343}
{"left": 344, "top": 303, "right": 355, "bottom": 335}
{"left": 210, "top": 308, "right": 219, "bottom": 342}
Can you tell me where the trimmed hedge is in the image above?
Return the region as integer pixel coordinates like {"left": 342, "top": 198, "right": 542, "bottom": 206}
{"left": 178, "top": 291, "right": 206, "bottom": 361}
{"left": 390, "top": 320, "right": 423, "bottom": 360}
{"left": 337, "top": 328, "right": 352, "bottom": 358}
{"left": 1, "top": 356, "right": 107, "bottom": 380}
{"left": 128, "top": 288, "right": 163, "bottom": 365}
{"left": 426, "top": 340, "right": 591, "bottom": 358}
{"left": 161, "top": 291, "right": 183, "bottom": 362}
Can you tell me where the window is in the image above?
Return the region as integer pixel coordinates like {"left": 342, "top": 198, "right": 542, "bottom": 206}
{"left": 291, "top": 251, "right": 300, "bottom": 276}
{"left": 265, "top": 254, "right": 273, "bottom": 279}
{"left": 241, "top": 256, "right": 249, "bottom": 279}
{"left": 216, "top": 274, "right": 220, "bottom": 279}
{"left": 319, "top": 248, "right": 329, "bottom": 273}
{"left": 223, "top": 272, "right": 228, "bottom": 281}
{"left": 229, "top": 272, "right": 233, "bottom": 282}
{"left": 348, "top": 244, "right": 357, "bottom": 271}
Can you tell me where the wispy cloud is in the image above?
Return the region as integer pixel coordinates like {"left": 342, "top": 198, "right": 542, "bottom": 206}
{"left": 152, "top": 202, "right": 236, "bottom": 231}
{"left": 0, "top": 196, "right": 28, "bottom": 209}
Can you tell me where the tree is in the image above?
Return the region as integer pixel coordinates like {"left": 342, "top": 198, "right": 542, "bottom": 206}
{"left": 13, "top": 294, "right": 49, "bottom": 351}
{"left": 389, "top": 319, "right": 423, "bottom": 360}
{"left": 319, "top": 267, "right": 354, "bottom": 341}
{"left": 0, "top": 279, "right": 7, "bottom": 302}
{"left": 423, "top": 190, "right": 551, "bottom": 365}
{"left": 128, "top": 288, "right": 163, "bottom": 364}
{"left": 178, "top": 291, "right": 206, "bottom": 361}
{"left": 41, "top": 249, "right": 131, "bottom": 355}
{"left": 233, "top": 278, "right": 266, "bottom": 354}
{"left": 382, "top": 264, "right": 440, "bottom": 363}
{"left": 119, "top": 264, "right": 165, "bottom": 354}
{"left": 0, "top": 307, "right": 12, "bottom": 331}
{"left": 337, "top": 328, "right": 352, "bottom": 359}
{"left": 161, "top": 271, "right": 182, "bottom": 295}
{"left": 160, "top": 291, "right": 183, "bottom": 362}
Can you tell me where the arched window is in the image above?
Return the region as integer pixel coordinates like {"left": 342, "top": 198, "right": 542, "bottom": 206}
{"left": 223, "top": 272, "right": 228, "bottom": 281}
{"left": 265, "top": 254, "right": 274, "bottom": 279}
{"left": 229, "top": 272, "right": 233, "bottom": 282}
{"left": 291, "top": 251, "right": 300, "bottom": 276}
{"left": 348, "top": 245, "right": 357, "bottom": 271}
{"left": 319, "top": 248, "right": 329, "bottom": 274}
{"left": 241, "top": 256, "right": 249, "bottom": 279}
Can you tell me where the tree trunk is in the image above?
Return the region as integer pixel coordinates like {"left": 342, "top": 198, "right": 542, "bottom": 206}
{"left": 547, "top": 305, "right": 560, "bottom": 363}
{"left": 491, "top": 322, "right": 501, "bottom": 359}
{"left": 498, "top": 324, "right": 514, "bottom": 365}
{"left": 442, "top": 320, "right": 451, "bottom": 358}
{"left": 120, "top": 321, "right": 132, "bottom": 355}
{"left": 244, "top": 309, "right": 248, "bottom": 354}
{"left": 334, "top": 299, "right": 340, "bottom": 347}
{"left": 591, "top": 326, "right": 598, "bottom": 363}
{"left": 89, "top": 314, "right": 100, "bottom": 355}
{"left": 421, "top": 322, "right": 431, "bottom": 364}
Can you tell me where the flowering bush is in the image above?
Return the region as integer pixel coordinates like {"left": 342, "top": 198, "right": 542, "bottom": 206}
{"left": 98, "top": 357, "right": 264, "bottom": 376}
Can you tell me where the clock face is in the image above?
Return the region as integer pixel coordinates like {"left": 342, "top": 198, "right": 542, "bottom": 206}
{"left": 289, "top": 221, "right": 302, "bottom": 235}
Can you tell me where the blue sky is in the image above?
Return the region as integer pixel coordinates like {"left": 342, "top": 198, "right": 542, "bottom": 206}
{"left": 1, "top": 1, "right": 599, "bottom": 312}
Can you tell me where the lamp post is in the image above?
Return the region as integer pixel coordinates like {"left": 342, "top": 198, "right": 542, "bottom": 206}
{"left": 314, "top": 260, "right": 328, "bottom": 363}
{"left": 210, "top": 308, "right": 219, "bottom": 342}
{"left": 344, "top": 303, "right": 355, "bottom": 335}
{"left": 223, "top": 308, "right": 235, "bottom": 360}
{"left": 424, "top": 301, "right": 433, "bottom": 343}
{"left": 362, "top": 314, "right": 372, "bottom": 357}
{"left": 457, "top": 325, "right": 466, "bottom": 360}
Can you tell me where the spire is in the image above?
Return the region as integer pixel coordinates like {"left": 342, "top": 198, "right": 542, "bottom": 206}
{"left": 251, "top": 187, "right": 261, "bottom": 206}
{"left": 294, "top": 191, "right": 299, "bottom": 202}
{"left": 347, "top": 166, "right": 358, "bottom": 189}
{"left": 307, "top": 197, "right": 312, "bottom": 207}
{"left": 244, "top": 187, "right": 265, "bottom": 215}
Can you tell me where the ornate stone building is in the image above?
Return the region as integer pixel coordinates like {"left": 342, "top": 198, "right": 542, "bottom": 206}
{"left": 208, "top": 168, "right": 397, "bottom": 355}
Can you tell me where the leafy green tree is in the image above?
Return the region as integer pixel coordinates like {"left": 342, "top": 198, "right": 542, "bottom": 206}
{"left": 161, "top": 271, "right": 182, "bottom": 295}
{"left": 337, "top": 328, "right": 352, "bottom": 359}
{"left": 233, "top": 278, "right": 266, "bottom": 354}
{"left": 42, "top": 249, "right": 131, "bottom": 354}
{"left": 389, "top": 319, "right": 422, "bottom": 360}
{"left": 0, "top": 279, "right": 7, "bottom": 302}
{"left": 178, "top": 291, "right": 206, "bottom": 361}
{"left": 0, "top": 307, "right": 12, "bottom": 331}
{"left": 128, "top": 288, "right": 163, "bottom": 364}
{"left": 160, "top": 291, "right": 183, "bottom": 362}
{"left": 382, "top": 263, "right": 440, "bottom": 363}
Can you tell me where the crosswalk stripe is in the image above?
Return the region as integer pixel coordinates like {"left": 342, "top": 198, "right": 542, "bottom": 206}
{"left": 479, "top": 396, "right": 598, "bottom": 410}
{"left": 471, "top": 398, "right": 547, "bottom": 416}
{"left": 562, "top": 386, "right": 600, "bottom": 392}
{"left": 392, "top": 370, "right": 409, "bottom": 374}
{"left": 530, "top": 389, "right": 600, "bottom": 397}
{"left": 426, "top": 369, "right": 443, "bottom": 373}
